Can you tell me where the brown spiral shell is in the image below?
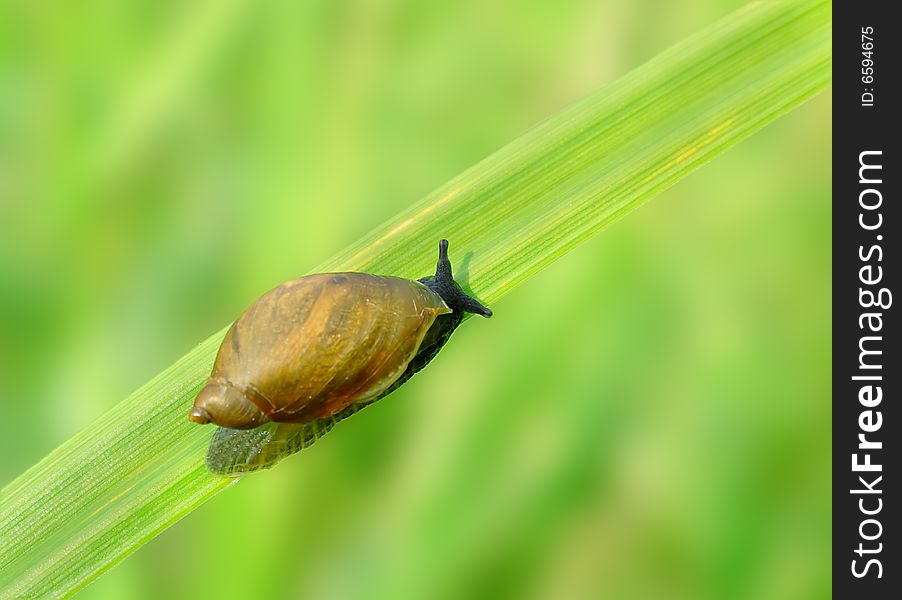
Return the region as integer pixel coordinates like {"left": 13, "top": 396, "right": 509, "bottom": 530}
{"left": 189, "top": 272, "right": 451, "bottom": 429}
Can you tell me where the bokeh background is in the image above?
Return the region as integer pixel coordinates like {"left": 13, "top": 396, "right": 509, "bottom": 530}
{"left": 0, "top": 0, "right": 830, "bottom": 598}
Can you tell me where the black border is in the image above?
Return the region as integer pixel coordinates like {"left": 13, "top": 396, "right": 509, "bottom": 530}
{"left": 833, "top": 3, "right": 899, "bottom": 596}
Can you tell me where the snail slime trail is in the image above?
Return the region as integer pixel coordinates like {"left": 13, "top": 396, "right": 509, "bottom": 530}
{"left": 191, "top": 240, "right": 492, "bottom": 475}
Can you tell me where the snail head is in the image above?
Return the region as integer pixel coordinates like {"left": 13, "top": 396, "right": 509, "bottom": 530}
{"left": 419, "top": 239, "right": 492, "bottom": 318}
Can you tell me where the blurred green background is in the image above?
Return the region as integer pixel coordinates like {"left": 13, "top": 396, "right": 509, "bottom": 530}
{"left": 0, "top": 0, "right": 829, "bottom": 598}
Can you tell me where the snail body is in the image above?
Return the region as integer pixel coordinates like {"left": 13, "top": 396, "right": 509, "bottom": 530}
{"left": 190, "top": 240, "right": 491, "bottom": 432}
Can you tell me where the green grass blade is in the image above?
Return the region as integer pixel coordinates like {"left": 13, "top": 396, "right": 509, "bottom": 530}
{"left": 0, "top": 0, "right": 830, "bottom": 596}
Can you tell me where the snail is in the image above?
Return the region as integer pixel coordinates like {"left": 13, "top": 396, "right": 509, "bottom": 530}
{"left": 189, "top": 240, "right": 491, "bottom": 473}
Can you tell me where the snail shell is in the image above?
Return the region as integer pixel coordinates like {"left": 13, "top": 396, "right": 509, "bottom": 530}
{"left": 191, "top": 274, "right": 450, "bottom": 428}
